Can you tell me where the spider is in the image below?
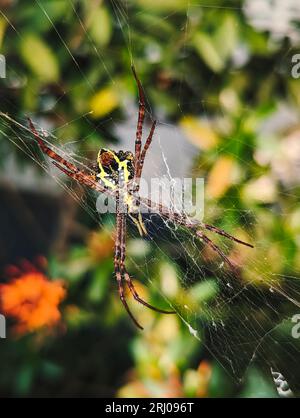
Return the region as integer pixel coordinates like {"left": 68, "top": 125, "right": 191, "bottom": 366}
{"left": 28, "top": 66, "right": 253, "bottom": 330}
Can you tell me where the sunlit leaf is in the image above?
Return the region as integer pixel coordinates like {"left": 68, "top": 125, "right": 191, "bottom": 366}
{"left": 137, "top": 0, "right": 191, "bottom": 12}
{"left": 160, "top": 262, "right": 179, "bottom": 298}
{"left": 180, "top": 116, "right": 219, "bottom": 150}
{"left": 192, "top": 33, "right": 224, "bottom": 73}
{"left": 206, "top": 156, "right": 236, "bottom": 199}
{"left": 0, "top": 17, "right": 7, "bottom": 48}
{"left": 214, "top": 13, "right": 238, "bottom": 61}
{"left": 89, "top": 86, "right": 120, "bottom": 118}
{"left": 19, "top": 34, "right": 59, "bottom": 82}
{"left": 88, "top": 6, "right": 112, "bottom": 47}
{"left": 189, "top": 279, "right": 219, "bottom": 303}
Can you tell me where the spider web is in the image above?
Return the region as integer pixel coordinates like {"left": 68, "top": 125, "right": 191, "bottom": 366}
{"left": 1, "top": 0, "right": 300, "bottom": 395}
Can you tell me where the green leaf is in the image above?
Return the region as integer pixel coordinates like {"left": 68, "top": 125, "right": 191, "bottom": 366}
{"left": 88, "top": 6, "right": 112, "bottom": 47}
{"left": 41, "top": 361, "right": 63, "bottom": 380}
{"left": 240, "top": 367, "right": 278, "bottom": 398}
{"left": 87, "top": 262, "right": 111, "bottom": 303}
{"left": 189, "top": 279, "right": 219, "bottom": 303}
{"left": 137, "top": 0, "right": 191, "bottom": 12}
{"left": 15, "top": 365, "right": 35, "bottom": 395}
{"left": 192, "top": 33, "right": 224, "bottom": 73}
{"left": 0, "top": 17, "right": 7, "bottom": 48}
{"left": 214, "top": 13, "right": 238, "bottom": 61}
{"left": 19, "top": 33, "right": 59, "bottom": 82}
{"left": 18, "top": 1, "right": 70, "bottom": 33}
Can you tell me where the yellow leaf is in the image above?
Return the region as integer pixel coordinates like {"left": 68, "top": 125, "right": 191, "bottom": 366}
{"left": 180, "top": 116, "right": 218, "bottom": 150}
{"left": 206, "top": 156, "right": 235, "bottom": 199}
{"left": 89, "top": 86, "right": 119, "bottom": 118}
{"left": 88, "top": 6, "right": 112, "bottom": 47}
{"left": 137, "top": 0, "right": 189, "bottom": 12}
{"left": 0, "top": 17, "right": 7, "bottom": 47}
{"left": 20, "top": 34, "right": 59, "bottom": 82}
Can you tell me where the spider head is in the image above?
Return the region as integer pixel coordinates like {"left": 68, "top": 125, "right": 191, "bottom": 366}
{"left": 97, "top": 148, "right": 135, "bottom": 189}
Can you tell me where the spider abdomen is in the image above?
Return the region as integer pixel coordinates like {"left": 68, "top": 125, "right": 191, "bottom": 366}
{"left": 96, "top": 148, "right": 134, "bottom": 189}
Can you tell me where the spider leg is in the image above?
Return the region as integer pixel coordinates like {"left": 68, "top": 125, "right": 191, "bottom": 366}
{"left": 115, "top": 269, "right": 143, "bottom": 330}
{"left": 202, "top": 223, "right": 254, "bottom": 248}
{"left": 28, "top": 118, "right": 107, "bottom": 193}
{"left": 196, "top": 230, "right": 237, "bottom": 271}
{"left": 140, "top": 120, "right": 156, "bottom": 165}
{"left": 124, "top": 272, "right": 176, "bottom": 314}
{"left": 51, "top": 161, "right": 106, "bottom": 193}
{"left": 115, "top": 194, "right": 143, "bottom": 330}
{"left": 139, "top": 197, "right": 253, "bottom": 268}
{"left": 28, "top": 118, "right": 79, "bottom": 173}
{"left": 131, "top": 65, "right": 146, "bottom": 174}
{"left": 119, "top": 211, "right": 175, "bottom": 316}
{"left": 134, "top": 119, "right": 157, "bottom": 193}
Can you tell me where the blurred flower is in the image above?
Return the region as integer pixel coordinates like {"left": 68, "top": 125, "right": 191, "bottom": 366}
{"left": 242, "top": 175, "right": 277, "bottom": 203}
{"left": 119, "top": 358, "right": 212, "bottom": 398}
{"left": 272, "top": 129, "right": 300, "bottom": 187}
{"left": 0, "top": 268, "right": 66, "bottom": 336}
{"left": 184, "top": 361, "right": 212, "bottom": 397}
{"left": 118, "top": 369, "right": 183, "bottom": 398}
{"left": 197, "top": 361, "right": 212, "bottom": 397}
{"left": 244, "top": 0, "right": 300, "bottom": 44}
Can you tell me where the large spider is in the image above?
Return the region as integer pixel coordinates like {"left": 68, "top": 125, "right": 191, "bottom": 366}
{"left": 28, "top": 66, "right": 253, "bottom": 330}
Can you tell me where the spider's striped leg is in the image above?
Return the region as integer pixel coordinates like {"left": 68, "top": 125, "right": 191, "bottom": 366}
{"left": 196, "top": 230, "right": 237, "bottom": 271}
{"left": 138, "top": 198, "right": 252, "bottom": 271}
{"left": 115, "top": 268, "right": 143, "bottom": 330}
{"left": 28, "top": 119, "right": 109, "bottom": 194}
{"left": 124, "top": 273, "right": 176, "bottom": 315}
{"left": 51, "top": 161, "right": 107, "bottom": 194}
{"left": 201, "top": 223, "right": 254, "bottom": 248}
{"left": 133, "top": 119, "right": 157, "bottom": 194}
{"left": 138, "top": 119, "right": 156, "bottom": 175}
{"left": 119, "top": 211, "right": 175, "bottom": 315}
{"left": 132, "top": 65, "right": 146, "bottom": 175}
{"left": 115, "top": 193, "right": 143, "bottom": 330}
{"left": 141, "top": 197, "right": 253, "bottom": 248}
{"left": 28, "top": 118, "right": 79, "bottom": 173}
{"left": 131, "top": 67, "right": 157, "bottom": 194}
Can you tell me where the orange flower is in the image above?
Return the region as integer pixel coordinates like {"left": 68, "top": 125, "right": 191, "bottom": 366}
{"left": 0, "top": 271, "right": 66, "bottom": 335}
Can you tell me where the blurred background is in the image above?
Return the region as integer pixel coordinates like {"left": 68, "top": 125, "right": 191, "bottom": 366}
{"left": 0, "top": 0, "right": 300, "bottom": 398}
